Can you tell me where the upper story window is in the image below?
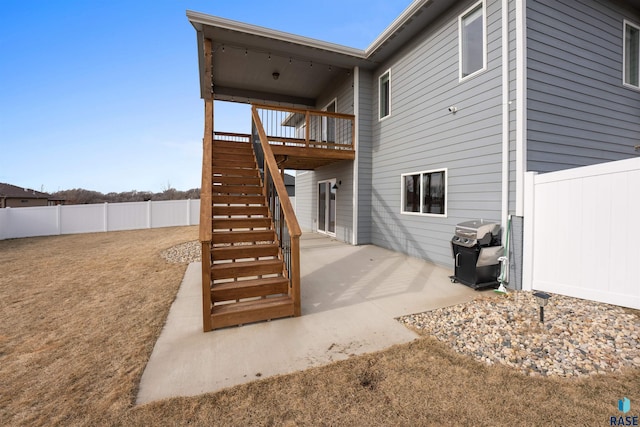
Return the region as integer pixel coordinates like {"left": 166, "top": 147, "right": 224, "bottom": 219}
{"left": 624, "top": 20, "right": 640, "bottom": 89}
{"left": 401, "top": 169, "right": 447, "bottom": 216}
{"left": 459, "top": 0, "right": 486, "bottom": 81}
{"left": 379, "top": 69, "right": 391, "bottom": 120}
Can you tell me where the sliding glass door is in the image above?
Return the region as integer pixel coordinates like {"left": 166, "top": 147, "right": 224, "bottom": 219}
{"left": 317, "top": 179, "right": 336, "bottom": 236}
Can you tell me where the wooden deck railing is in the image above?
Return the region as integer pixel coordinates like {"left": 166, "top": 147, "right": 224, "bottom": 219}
{"left": 251, "top": 105, "right": 301, "bottom": 316}
{"left": 253, "top": 103, "right": 355, "bottom": 151}
{"left": 213, "top": 132, "right": 251, "bottom": 143}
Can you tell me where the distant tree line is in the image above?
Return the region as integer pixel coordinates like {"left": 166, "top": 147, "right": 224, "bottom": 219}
{"left": 51, "top": 187, "right": 200, "bottom": 205}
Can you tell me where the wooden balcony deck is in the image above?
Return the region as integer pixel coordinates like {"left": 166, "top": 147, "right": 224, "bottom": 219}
{"left": 215, "top": 104, "right": 355, "bottom": 170}
{"left": 269, "top": 140, "right": 355, "bottom": 169}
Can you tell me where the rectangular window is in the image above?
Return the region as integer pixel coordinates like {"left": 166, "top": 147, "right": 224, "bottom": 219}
{"left": 624, "top": 20, "right": 640, "bottom": 89}
{"left": 379, "top": 70, "right": 391, "bottom": 120}
{"left": 401, "top": 169, "right": 447, "bottom": 216}
{"left": 459, "top": 1, "right": 486, "bottom": 81}
{"left": 404, "top": 174, "right": 420, "bottom": 212}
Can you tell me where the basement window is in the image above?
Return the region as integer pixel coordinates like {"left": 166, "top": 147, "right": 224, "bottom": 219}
{"left": 401, "top": 169, "right": 447, "bottom": 216}
{"left": 624, "top": 20, "right": 640, "bottom": 89}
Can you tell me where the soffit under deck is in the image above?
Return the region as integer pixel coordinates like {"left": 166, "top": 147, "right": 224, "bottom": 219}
{"left": 188, "top": 0, "right": 640, "bottom": 106}
{"left": 187, "top": 0, "right": 450, "bottom": 105}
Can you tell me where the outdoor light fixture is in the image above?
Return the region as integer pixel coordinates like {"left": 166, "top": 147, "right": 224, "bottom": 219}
{"left": 533, "top": 292, "right": 551, "bottom": 323}
{"left": 272, "top": 72, "right": 280, "bottom": 80}
{"left": 332, "top": 180, "right": 341, "bottom": 190}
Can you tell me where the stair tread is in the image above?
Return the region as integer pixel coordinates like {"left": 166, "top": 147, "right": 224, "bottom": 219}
{"left": 211, "top": 276, "right": 288, "bottom": 302}
{"left": 214, "top": 216, "right": 271, "bottom": 219}
{"left": 212, "top": 176, "right": 261, "bottom": 186}
{"left": 212, "top": 258, "right": 282, "bottom": 270}
{"left": 212, "top": 276, "right": 288, "bottom": 291}
{"left": 213, "top": 217, "right": 271, "bottom": 227}
{"left": 212, "top": 168, "right": 259, "bottom": 177}
{"left": 213, "top": 195, "right": 265, "bottom": 201}
{"left": 213, "top": 206, "right": 269, "bottom": 216}
{"left": 211, "top": 258, "right": 283, "bottom": 279}
{"left": 213, "top": 242, "right": 278, "bottom": 251}
{"left": 211, "top": 295, "right": 293, "bottom": 316}
{"left": 213, "top": 229, "right": 274, "bottom": 235}
{"left": 212, "top": 243, "right": 279, "bottom": 260}
{"left": 212, "top": 162, "right": 256, "bottom": 168}
{"left": 213, "top": 185, "right": 262, "bottom": 194}
{"left": 213, "top": 140, "right": 252, "bottom": 147}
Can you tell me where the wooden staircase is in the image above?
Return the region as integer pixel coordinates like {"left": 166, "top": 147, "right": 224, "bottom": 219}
{"left": 205, "top": 139, "right": 295, "bottom": 330}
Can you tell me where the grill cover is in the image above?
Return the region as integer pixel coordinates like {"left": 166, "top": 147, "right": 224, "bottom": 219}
{"left": 453, "top": 220, "right": 501, "bottom": 247}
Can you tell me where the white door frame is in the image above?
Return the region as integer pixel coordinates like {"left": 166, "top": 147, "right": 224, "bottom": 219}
{"left": 317, "top": 178, "right": 337, "bottom": 237}
{"left": 321, "top": 98, "right": 337, "bottom": 142}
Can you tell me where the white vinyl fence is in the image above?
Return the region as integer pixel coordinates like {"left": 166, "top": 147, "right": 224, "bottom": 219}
{"left": 0, "top": 199, "right": 200, "bottom": 240}
{"left": 523, "top": 157, "right": 640, "bottom": 309}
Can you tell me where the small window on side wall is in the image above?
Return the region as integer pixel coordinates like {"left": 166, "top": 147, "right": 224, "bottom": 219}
{"left": 379, "top": 70, "right": 391, "bottom": 120}
{"left": 624, "top": 20, "right": 640, "bottom": 89}
{"left": 401, "top": 169, "right": 447, "bottom": 216}
{"left": 459, "top": 0, "right": 486, "bottom": 81}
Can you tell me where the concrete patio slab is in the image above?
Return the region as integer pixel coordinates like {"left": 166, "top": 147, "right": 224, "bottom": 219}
{"left": 136, "top": 233, "right": 479, "bottom": 405}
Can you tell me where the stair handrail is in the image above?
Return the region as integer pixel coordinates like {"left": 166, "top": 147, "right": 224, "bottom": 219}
{"left": 251, "top": 105, "right": 301, "bottom": 316}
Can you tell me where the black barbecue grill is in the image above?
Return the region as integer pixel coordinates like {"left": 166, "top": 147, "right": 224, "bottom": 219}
{"left": 450, "top": 220, "right": 503, "bottom": 289}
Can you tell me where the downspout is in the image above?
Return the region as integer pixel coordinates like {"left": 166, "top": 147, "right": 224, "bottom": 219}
{"left": 501, "top": 0, "right": 510, "bottom": 235}
{"left": 352, "top": 66, "right": 360, "bottom": 245}
{"left": 515, "top": 0, "right": 527, "bottom": 216}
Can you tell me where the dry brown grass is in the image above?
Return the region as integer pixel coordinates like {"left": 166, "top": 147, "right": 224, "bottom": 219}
{"left": 1, "top": 227, "right": 639, "bottom": 426}
{"left": 0, "top": 227, "right": 194, "bottom": 426}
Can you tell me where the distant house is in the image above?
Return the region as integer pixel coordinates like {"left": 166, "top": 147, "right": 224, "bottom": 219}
{"left": 0, "top": 183, "right": 64, "bottom": 208}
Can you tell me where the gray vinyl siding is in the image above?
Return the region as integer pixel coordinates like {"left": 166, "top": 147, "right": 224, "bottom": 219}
{"left": 526, "top": 0, "right": 640, "bottom": 173}
{"left": 294, "top": 73, "right": 355, "bottom": 243}
{"left": 309, "top": 162, "right": 355, "bottom": 244}
{"left": 316, "top": 72, "right": 354, "bottom": 115}
{"left": 297, "top": 163, "right": 354, "bottom": 244}
{"left": 356, "top": 68, "right": 373, "bottom": 244}
{"left": 294, "top": 171, "right": 314, "bottom": 231}
{"left": 370, "top": 0, "right": 505, "bottom": 268}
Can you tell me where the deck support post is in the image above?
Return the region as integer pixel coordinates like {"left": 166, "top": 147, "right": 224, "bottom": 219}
{"left": 291, "top": 235, "right": 301, "bottom": 316}
{"left": 200, "top": 37, "right": 214, "bottom": 332}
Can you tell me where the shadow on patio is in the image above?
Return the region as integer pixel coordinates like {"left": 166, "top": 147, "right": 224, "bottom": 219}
{"left": 137, "top": 233, "right": 479, "bottom": 405}
{"left": 300, "top": 232, "right": 477, "bottom": 316}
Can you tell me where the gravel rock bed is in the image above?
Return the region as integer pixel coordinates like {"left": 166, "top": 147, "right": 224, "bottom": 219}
{"left": 161, "top": 241, "right": 201, "bottom": 264}
{"left": 160, "top": 240, "right": 272, "bottom": 264}
{"left": 399, "top": 291, "right": 640, "bottom": 378}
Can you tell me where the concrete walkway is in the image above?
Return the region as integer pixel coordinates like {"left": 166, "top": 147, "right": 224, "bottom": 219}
{"left": 136, "top": 233, "right": 478, "bottom": 405}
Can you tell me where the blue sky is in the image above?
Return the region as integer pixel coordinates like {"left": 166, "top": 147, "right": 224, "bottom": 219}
{"left": 1, "top": 0, "right": 410, "bottom": 193}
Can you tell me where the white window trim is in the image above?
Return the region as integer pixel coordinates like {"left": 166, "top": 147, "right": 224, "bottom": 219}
{"left": 400, "top": 168, "right": 448, "bottom": 218}
{"left": 623, "top": 19, "right": 640, "bottom": 91}
{"left": 317, "top": 178, "right": 337, "bottom": 237}
{"left": 323, "top": 98, "right": 337, "bottom": 112}
{"left": 378, "top": 68, "right": 391, "bottom": 121}
{"left": 458, "top": 0, "right": 487, "bottom": 82}
{"left": 321, "top": 98, "right": 338, "bottom": 141}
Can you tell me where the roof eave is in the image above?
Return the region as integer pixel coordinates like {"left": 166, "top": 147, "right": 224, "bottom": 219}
{"left": 186, "top": 11, "right": 367, "bottom": 59}
{"left": 364, "top": 0, "right": 433, "bottom": 57}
